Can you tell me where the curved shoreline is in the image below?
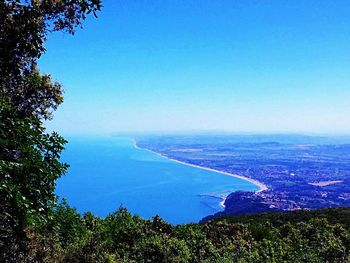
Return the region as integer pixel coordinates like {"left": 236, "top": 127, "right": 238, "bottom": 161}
{"left": 132, "top": 139, "right": 268, "bottom": 207}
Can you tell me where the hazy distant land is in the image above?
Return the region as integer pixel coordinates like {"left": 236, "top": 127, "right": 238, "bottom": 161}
{"left": 135, "top": 134, "right": 350, "bottom": 218}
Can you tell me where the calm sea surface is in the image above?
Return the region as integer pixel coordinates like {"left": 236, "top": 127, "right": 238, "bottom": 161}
{"left": 56, "top": 136, "right": 258, "bottom": 224}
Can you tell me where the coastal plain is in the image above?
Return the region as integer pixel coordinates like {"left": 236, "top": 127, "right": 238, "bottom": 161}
{"left": 136, "top": 134, "right": 350, "bottom": 218}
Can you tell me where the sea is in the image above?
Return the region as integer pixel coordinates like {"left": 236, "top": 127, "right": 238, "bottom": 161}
{"left": 56, "top": 136, "right": 258, "bottom": 224}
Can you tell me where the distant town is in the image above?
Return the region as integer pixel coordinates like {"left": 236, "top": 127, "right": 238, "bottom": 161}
{"left": 136, "top": 134, "right": 350, "bottom": 219}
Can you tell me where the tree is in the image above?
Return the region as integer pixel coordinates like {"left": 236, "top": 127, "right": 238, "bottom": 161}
{"left": 0, "top": 0, "right": 101, "bottom": 261}
{"left": 0, "top": 0, "right": 102, "bottom": 119}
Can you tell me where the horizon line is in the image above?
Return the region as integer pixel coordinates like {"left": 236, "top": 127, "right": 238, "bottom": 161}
{"left": 54, "top": 130, "right": 350, "bottom": 137}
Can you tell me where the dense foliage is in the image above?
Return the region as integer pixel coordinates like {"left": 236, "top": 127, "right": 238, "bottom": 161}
{"left": 25, "top": 206, "right": 350, "bottom": 262}
{"left": 0, "top": 0, "right": 101, "bottom": 261}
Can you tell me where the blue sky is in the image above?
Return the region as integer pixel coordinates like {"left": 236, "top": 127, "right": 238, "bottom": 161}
{"left": 40, "top": 0, "right": 350, "bottom": 135}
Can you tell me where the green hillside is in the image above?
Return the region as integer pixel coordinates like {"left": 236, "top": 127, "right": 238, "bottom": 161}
{"left": 17, "top": 204, "right": 350, "bottom": 262}
{"left": 212, "top": 207, "right": 350, "bottom": 229}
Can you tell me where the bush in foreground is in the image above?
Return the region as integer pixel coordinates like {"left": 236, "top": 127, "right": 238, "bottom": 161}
{"left": 24, "top": 205, "right": 350, "bottom": 263}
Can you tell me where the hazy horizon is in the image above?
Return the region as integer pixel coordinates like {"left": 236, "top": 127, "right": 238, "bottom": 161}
{"left": 40, "top": 0, "right": 350, "bottom": 135}
{"left": 58, "top": 130, "right": 350, "bottom": 138}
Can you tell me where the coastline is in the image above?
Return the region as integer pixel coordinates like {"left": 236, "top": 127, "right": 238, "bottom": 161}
{"left": 131, "top": 139, "right": 268, "bottom": 208}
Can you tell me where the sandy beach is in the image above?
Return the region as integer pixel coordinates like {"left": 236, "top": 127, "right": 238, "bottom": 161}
{"left": 132, "top": 139, "right": 268, "bottom": 208}
{"left": 309, "top": 180, "right": 343, "bottom": 187}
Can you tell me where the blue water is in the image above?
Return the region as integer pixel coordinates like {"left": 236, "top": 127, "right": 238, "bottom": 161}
{"left": 56, "top": 136, "right": 258, "bottom": 224}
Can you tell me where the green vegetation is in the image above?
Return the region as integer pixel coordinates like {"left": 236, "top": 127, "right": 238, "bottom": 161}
{"left": 0, "top": 0, "right": 101, "bottom": 261}
{"left": 1, "top": 1, "right": 349, "bottom": 262}
{"left": 25, "top": 205, "right": 350, "bottom": 262}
